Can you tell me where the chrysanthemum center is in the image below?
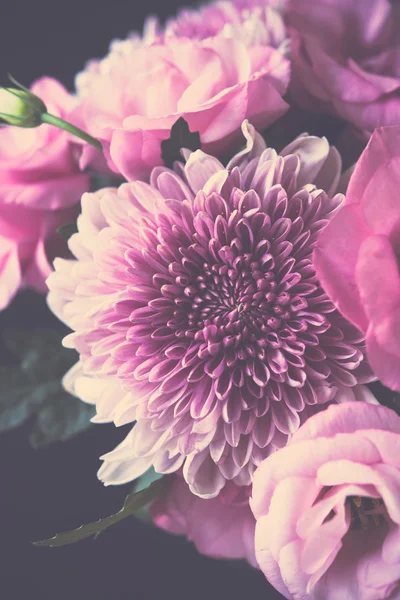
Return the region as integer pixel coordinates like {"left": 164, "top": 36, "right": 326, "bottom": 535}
{"left": 180, "top": 237, "right": 304, "bottom": 349}
{"left": 187, "top": 259, "right": 288, "bottom": 328}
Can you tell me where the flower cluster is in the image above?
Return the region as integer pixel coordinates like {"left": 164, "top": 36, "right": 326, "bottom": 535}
{"left": 0, "top": 78, "right": 89, "bottom": 309}
{"left": 72, "top": 1, "right": 290, "bottom": 180}
{"left": 3, "top": 0, "right": 400, "bottom": 598}
{"left": 287, "top": 0, "right": 400, "bottom": 135}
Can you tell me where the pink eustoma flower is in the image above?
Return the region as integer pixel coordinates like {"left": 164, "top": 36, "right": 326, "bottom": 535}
{"left": 287, "top": 0, "right": 400, "bottom": 135}
{"left": 252, "top": 401, "right": 400, "bottom": 600}
{"left": 73, "top": 34, "right": 290, "bottom": 180}
{"left": 152, "top": 476, "right": 256, "bottom": 566}
{"left": 0, "top": 77, "right": 89, "bottom": 310}
{"left": 314, "top": 126, "right": 400, "bottom": 392}
{"left": 47, "top": 122, "right": 374, "bottom": 499}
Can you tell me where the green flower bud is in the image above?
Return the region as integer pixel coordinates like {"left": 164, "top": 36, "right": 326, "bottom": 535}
{"left": 0, "top": 75, "right": 102, "bottom": 150}
{"left": 0, "top": 87, "right": 47, "bottom": 127}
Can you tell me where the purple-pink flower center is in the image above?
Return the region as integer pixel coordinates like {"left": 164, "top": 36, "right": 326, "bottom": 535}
{"left": 114, "top": 170, "right": 369, "bottom": 438}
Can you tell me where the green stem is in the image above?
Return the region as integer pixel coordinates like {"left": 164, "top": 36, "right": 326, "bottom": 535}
{"left": 41, "top": 112, "right": 102, "bottom": 151}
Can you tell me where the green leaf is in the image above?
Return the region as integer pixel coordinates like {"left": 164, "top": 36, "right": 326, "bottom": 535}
{"left": 135, "top": 467, "right": 164, "bottom": 494}
{"left": 0, "top": 293, "right": 95, "bottom": 446}
{"left": 29, "top": 389, "right": 95, "bottom": 448}
{"left": 33, "top": 478, "right": 166, "bottom": 547}
{"left": 134, "top": 468, "right": 165, "bottom": 522}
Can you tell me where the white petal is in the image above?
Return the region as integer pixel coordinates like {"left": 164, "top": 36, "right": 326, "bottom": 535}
{"left": 281, "top": 134, "right": 331, "bottom": 189}
{"left": 62, "top": 363, "right": 110, "bottom": 405}
{"left": 183, "top": 450, "right": 226, "bottom": 498}
{"left": 314, "top": 146, "right": 342, "bottom": 196}
{"left": 184, "top": 150, "right": 224, "bottom": 193}
{"left": 227, "top": 120, "right": 266, "bottom": 170}
{"left": 100, "top": 429, "right": 135, "bottom": 462}
{"left": 99, "top": 455, "right": 153, "bottom": 485}
{"left": 153, "top": 450, "right": 184, "bottom": 474}
{"left": 131, "top": 419, "right": 173, "bottom": 457}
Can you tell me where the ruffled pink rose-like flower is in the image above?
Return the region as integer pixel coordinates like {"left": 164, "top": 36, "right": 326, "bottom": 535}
{"left": 165, "top": 0, "right": 288, "bottom": 51}
{"left": 47, "top": 121, "right": 374, "bottom": 500}
{"left": 152, "top": 476, "right": 257, "bottom": 566}
{"left": 74, "top": 17, "right": 161, "bottom": 99}
{"left": 251, "top": 401, "right": 400, "bottom": 600}
{"left": 287, "top": 0, "right": 400, "bottom": 134}
{"left": 73, "top": 34, "right": 290, "bottom": 180}
{"left": 314, "top": 126, "right": 400, "bottom": 392}
{"left": 0, "top": 77, "right": 89, "bottom": 311}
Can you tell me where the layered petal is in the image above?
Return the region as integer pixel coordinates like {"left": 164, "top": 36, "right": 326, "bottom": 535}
{"left": 287, "top": 0, "right": 400, "bottom": 134}
{"left": 252, "top": 402, "right": 400, "bottom": 599}
{"left": 315, "top": 126, "right": 400, "bottom": 390}
{"left": 152, "top": 476, "right": 257, "bottom": 566}
{"left": 74, "top": 27, "right": 290, "bottom": 179}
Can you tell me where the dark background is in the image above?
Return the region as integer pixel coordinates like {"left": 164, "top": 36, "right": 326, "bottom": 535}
{"left": 0, "top": 1, "right": 283, "bottom": 599}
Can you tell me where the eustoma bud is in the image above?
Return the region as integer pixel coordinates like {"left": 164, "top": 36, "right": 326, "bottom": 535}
{"left": 0, "top": 87, "right": 46, "bottom": 127}
{"left": 0, "top": 76, "right": 102, "bottom": 151}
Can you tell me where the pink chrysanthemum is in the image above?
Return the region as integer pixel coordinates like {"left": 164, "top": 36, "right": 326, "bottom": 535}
{"left": 47, "top": 122, "right": 374, "bottom": 498}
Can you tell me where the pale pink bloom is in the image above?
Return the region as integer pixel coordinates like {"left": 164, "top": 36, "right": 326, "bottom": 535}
{"left": 165, "top": 0, "right": 288, "bottom": 51}
{"left": 287, "top": 0, "right": 400, "bottom": 135}
{"left": 75, "top": 17, "right": 161, "bottom": 99}
{"left": 252, "top": 401, "right": 400, "bottom": 600}
{"left": 47, "top": 121, "right": 374, "bottom": 499}
{"left": 0, "top": 77, "right": 89, "bottom": 311}
{"left": 314, "top": 126, "right": 400, "bottom": 392}
{"left": 152, "top": 476, "right": 257, "bottom": 566}
{"left": 73, "top": 33, "right": 290, "bottom": 180}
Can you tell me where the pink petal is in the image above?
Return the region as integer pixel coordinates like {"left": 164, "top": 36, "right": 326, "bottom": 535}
{"left": 0, "top": 237, "right": 21, "bottom": 310}
{"left": 23, "top": 238, "right": 52, "bottom": 293}
{"left": 360, "top": 430, "right": 400, "bottom": 469}
{"left": 290, "top": 402, "right": 400, "bottom": 444}
{"left": 261, "top": 476, "right": 320, "bottom": 561}
{"left": 254, "top": 516, "right": 294, "bottom": 600}
{"left": 367, "top": 329, "right": 400, "bottom": 392}
{"left": 251, "top": 432, "right": 380, "bottom": 519}
{"left": 0, "top": 173, "right": 89, "bottom": 211}
{"left": 278, "top": 539, "right": 309, "bottom": 599}
{"left": 382, "top": 524, "right": 400, "bottom": 564}
{"left": 110, "top": 128, "right": 164, "bottom": 181}
{"left": 316, "top": 459, "right": 381, "bottom": 487}
{"left": 356, "top": 234, "right": 400, "bottom": 323}
{"left": 347, "top": 126, "right": 400, "bottom": 236}
{"left": 314, "top": 204, "right": 370, "bottom": 333}
{"left": 152, "top": 476, "right": 256, "bottom": 565}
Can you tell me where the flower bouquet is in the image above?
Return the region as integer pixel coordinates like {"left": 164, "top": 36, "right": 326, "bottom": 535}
{"left": 2, "top": 0, "right": 400, "bottom": 598}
